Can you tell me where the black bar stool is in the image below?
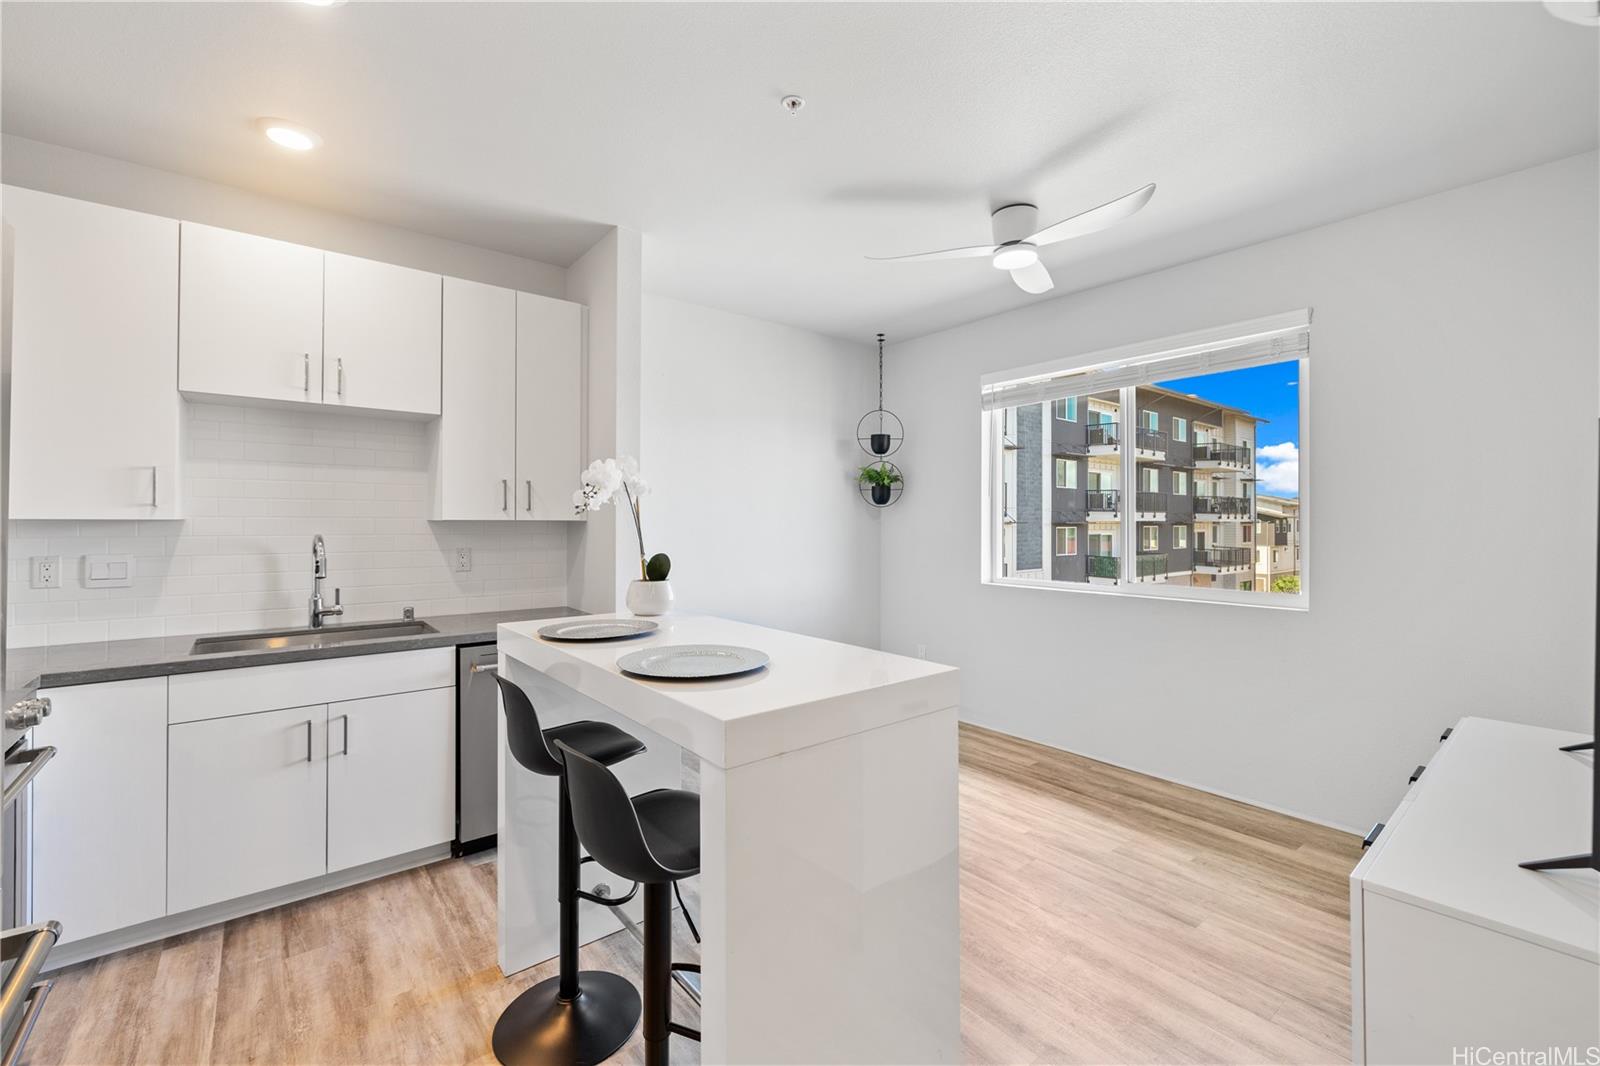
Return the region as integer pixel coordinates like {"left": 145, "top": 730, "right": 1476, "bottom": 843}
{"left": 557, "top": 741, "right": 702, "bottom": 1066}
{"left": 492, "top": 673, "right": 648, "bottom": 1066}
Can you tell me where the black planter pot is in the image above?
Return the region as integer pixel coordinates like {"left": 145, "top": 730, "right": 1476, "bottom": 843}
{"left": 869, "top": 432, "right": 892, "bottom": 456}
{"left": 870, "top": 483, "right": 892, "bottom": 506}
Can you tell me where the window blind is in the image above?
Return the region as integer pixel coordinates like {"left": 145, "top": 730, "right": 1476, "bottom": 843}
{"left": 979, "top": 310, "right": 1311, "bottom": 412}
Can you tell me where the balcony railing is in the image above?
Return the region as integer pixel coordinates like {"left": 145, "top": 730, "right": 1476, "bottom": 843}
{"left": 1136, "top": 490, "right": 1167, "bottom": 514}
{"left": 1194, "top": 546, "right": 1252, "bottom": 569}
{"left": 1136, "top": 553, "right": 1168, "bottom": 579}
{"left": 1193, "top": 495, "right": 1253, "bottom": 518}
{"left": 1085, "top": 423, "right": 1120, "bottom": 449}
{"left": 1194, "top": 441, "right": 1251, "bottom": 466}
{"left": 1085, "top": 489, "right": 1121, "bottom": 513}
{"left": 1087, "top": 555, "right": 1119, "bottom": 580}
{"left": 1135, "top": 427, "right": 1168, "bottom": 454}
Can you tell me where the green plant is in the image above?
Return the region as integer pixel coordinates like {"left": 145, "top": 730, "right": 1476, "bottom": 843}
{"left": 858, "top": 463, "right": 902, "bottom": 488}
{"left": 645, "top": 552, "right": 672, "bottom": 582}
{"left": 1271, "top": 574, "right": 1301, "bottom": 594}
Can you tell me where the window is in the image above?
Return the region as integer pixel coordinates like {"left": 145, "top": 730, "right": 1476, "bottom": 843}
{"left": 982, "top": 310, "right": 1308, "bottom": 605}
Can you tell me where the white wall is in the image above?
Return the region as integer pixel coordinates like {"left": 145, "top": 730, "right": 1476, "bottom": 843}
{"left": 641, "top": 295, "right": 880, "bottom": 648}
{"left": 7, "top": 402, "right": 569, "bottom": 647}
{"left": 565, "top": 227, "right": 644, "bottom": 613}
{"left": 0, "top": 135, "right": 566, "bottom": 297}
{"left": 880, "top": 151, "right": 1598, "bottom": 833}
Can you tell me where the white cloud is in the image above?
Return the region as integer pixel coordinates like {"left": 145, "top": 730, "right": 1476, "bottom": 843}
{"left": 1255, "top": 441, "right": 1299, "bottom": 496}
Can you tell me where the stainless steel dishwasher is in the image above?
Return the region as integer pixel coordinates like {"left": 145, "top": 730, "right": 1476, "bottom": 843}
{"left": 455, "top": 643, "right": 500, "bottom": 853}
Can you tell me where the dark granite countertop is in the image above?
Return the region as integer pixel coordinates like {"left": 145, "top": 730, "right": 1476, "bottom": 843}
{"left": 4, "top": 606, "right": 584, "bottom": 706}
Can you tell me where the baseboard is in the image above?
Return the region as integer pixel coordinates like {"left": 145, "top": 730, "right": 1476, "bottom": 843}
{"left": 44, "top": 843, "right": 453, "bottom": 972}
{"left": 959, "top": 719, "right": 1366, "bottom": 837}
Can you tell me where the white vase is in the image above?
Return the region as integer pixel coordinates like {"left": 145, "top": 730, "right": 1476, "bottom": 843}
{"left": 626, "top": 579, "right": 674, "bottom": 617}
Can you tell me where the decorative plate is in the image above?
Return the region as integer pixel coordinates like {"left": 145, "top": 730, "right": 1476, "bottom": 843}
{"left": 616, "top": 644, "right": 770, "bottom": 681}
{"left": 538, "top": 619, "right": 659, "bottom": 642}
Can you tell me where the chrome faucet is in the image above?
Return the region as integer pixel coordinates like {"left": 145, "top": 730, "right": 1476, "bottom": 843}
{"left": 309, "top": 534, "right": 343, "bottom": 628}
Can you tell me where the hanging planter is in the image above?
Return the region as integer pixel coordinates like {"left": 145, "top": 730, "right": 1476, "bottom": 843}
{"left": 856, "top": 333, "right": 904, "bottom": 458}
{"left": 858, "top": 461, "right": 904, "bottom": 508}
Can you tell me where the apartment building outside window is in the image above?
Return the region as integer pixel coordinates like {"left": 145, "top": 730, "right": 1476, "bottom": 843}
{"left": 983, "top": 311, "right": 1309, "bottom": 607}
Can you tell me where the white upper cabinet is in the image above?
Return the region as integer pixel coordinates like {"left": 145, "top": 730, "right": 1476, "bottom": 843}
{"left": 517, "top": 291, "right": 585, "bottom": 521}
{"left": 4, "top": 186, "right": 183, "bottom": 519}
{"left": 324, "top": 252, "right": 442, "bottom": 417}
{"left": 436, "top": 277, "right": 517, "bottom": 520}
{"left": 179, "top": 222, "right": 325, "bottom": 404}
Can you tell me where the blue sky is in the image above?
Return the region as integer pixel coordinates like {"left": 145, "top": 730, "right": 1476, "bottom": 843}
{"left": 1157, "top": 359, "right": 1300, "bottom": 497}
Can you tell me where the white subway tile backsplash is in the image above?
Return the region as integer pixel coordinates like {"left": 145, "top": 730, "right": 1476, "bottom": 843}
{"left": 7, "top": 403, "right": 570, "bottom": 647}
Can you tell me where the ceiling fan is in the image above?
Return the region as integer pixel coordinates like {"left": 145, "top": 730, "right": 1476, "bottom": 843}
{"left": 867, "top": 183, "right": 1156, "bottom": 295}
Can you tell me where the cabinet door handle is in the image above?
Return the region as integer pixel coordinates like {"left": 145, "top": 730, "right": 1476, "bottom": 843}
{"left": 501, "top": 479, "right": 509, "bottom": 513}
{"left": 304, "top": 720, "right": 314, "bottom": 763}
{"left": 525, "top": 480, "right": 532, "bottom": 514}
{"left": 334, "top": 714, "right": 349, "bottom": 756}
{"left": 303, "top": 352, "right": 310, "bottom": 394}
{"left": 337, "top": 357, "right": 345, "bottom": 398}
{"left": 149, "top": 466, "right": 159, "bottom": 508}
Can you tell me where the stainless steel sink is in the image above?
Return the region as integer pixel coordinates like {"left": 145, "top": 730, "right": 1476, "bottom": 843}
{"left": 191, "top": 620, "right": 439, "bottom": 655}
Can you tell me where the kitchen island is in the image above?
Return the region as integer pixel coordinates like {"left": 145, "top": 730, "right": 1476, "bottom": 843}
{"left": 496, "top": 613, "right": 961, "bottom": 1065}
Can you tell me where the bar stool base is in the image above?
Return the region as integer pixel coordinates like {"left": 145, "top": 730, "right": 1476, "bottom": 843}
{"left": 491, "top": 970, "right": 641, "bottom": 1066}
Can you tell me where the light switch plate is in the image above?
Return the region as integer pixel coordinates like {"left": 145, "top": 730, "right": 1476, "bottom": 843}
{"left": 84, "top": 554, "right": 134, "bottom": 589}
{"left": 453, "top": 547, "right": 473, "bottom": 573}
{"left": 30, "top": 556, "right": 60, "bottom": 589}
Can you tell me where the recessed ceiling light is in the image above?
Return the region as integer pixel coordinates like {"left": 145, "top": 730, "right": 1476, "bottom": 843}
{"left": 299, "top": 0, "right": 346, "bottom": 6}
{"left": 256, "top": 118, "right": 322, "bottom": 151}
{"left": 1544, "top": 1, "right": 1599, "bottom": 26}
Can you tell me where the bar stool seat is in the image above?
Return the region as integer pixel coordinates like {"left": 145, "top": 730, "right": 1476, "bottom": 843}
{"left": 544, "top": 720, "right": 647, "bottom": 768}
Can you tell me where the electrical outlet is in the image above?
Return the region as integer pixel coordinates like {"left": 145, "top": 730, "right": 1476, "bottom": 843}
{"left": 915, "top": 643, "right": 928, "bottom": 659}
{"left": 453, "top": 547, "right": 473, "bottom": 573}
{"left": 31, "top": 556, "right": 61, "bottom": 590}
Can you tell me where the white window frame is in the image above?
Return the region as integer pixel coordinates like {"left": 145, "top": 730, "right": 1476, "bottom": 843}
{"left": 1173, "top": 524, "right": 1188, "bottom": 550}
{"left": 1174, "top": 470, "right": 1189, "bottom": 496}
{"left": 1055, "top": 457, "right": 1076, "bottom": 489}
{"left": 1140, "top": 524, "right": 1160, "bottom": 552}
{"left": 979, "top": 310, "right": 1311, "bottom": 611}
{"left": 1055, "top": 525, "right": 1077, "bottom": 557}
{"left": 1173, "top": 416, "right": 1187, "bottom": 442}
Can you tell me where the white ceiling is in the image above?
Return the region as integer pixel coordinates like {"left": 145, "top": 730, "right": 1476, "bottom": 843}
{"left": 3, "top": 2, "right": 1595, "bottom": 342}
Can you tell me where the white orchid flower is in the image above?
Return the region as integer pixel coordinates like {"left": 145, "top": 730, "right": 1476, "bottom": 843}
{"left": 574, "top": 456, "right": 656, "bottom": 578}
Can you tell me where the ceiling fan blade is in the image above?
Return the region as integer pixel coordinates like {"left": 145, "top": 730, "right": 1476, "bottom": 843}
{"left": 865, "top": 244, "right": 996, "bottom": 263}
{"left": 1027, "top": 183, "right": 1156, "bottom": 247}
{"left": 1011, "top": 261, "right": 1055, "bottom": 295}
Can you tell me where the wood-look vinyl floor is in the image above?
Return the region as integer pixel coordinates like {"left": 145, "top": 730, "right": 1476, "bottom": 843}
{"left": 25, "top": 724, "right": 1361, "bottom": 1066}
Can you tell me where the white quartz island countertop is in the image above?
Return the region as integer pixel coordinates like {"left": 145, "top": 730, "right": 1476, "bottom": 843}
{"left": 496, "top": 613, "right": 962, "bottom": 1065}
{"left": 496, "top": 613, "right": 960, "bottom": 769}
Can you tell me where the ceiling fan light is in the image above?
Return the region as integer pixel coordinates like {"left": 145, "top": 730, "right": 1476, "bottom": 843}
{"left": 991, "top": 244, "right": 1039, "bottom": 271}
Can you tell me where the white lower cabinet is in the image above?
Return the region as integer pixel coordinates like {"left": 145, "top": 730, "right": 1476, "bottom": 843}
{"left": 327, "top": 688, "right": 455, "bottom": 873}
{"left": 168, "top": 703, "right": 330, "bottom": 914}
{"left": 31, "top": 677, "right": 168, "bottom": 944}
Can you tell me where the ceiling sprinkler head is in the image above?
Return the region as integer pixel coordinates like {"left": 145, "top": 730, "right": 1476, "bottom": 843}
{"left": 780, "top": 95, "right": 806, "bottom": 114}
